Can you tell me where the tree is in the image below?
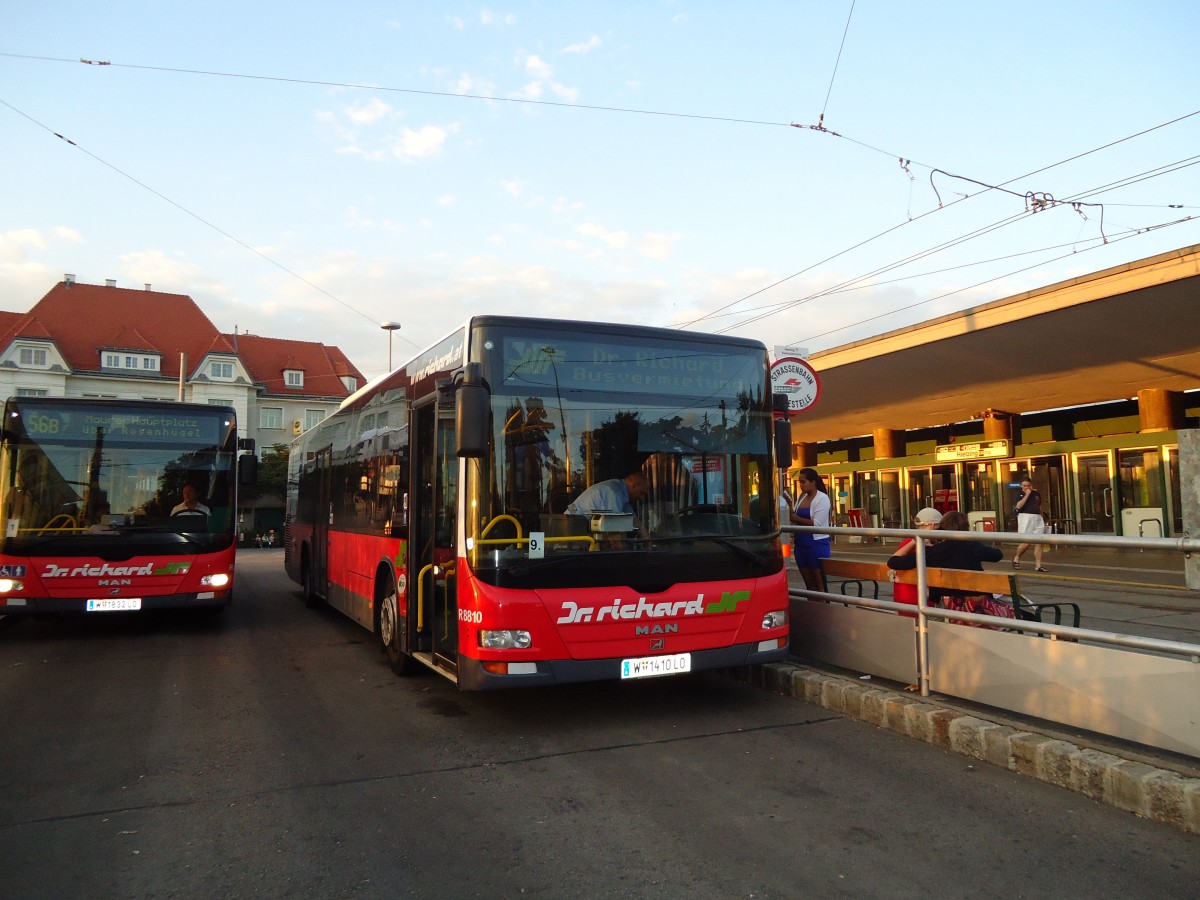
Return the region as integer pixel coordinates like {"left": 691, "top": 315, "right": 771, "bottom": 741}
{"left": 240, "top": 443, "right": 289, "bottom": 503}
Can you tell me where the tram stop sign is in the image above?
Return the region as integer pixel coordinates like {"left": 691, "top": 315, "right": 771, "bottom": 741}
{"left": 770, "top": 356, "right": 821, "bottom": 416}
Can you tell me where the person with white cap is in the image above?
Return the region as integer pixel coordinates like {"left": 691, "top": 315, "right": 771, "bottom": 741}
{"left": 886, "top": 507, "right": 943, "bottom": 614}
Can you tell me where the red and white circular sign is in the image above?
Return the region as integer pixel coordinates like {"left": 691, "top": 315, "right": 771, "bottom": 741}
{"left": 770, "top": 356, "right": 821, "bottom": 416}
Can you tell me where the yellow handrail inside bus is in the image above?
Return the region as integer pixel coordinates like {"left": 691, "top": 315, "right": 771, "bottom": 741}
{"left": 416, "top": 561, "right": 456, "bottom": 632}
{"left": 38, "top": 514, "right": 78, "bottom": 535}
{"left": 474, "top": 535, "right": 597, "bottom": 551}
{"left": 480, "top": 515, "right": 523, "bottom": 540}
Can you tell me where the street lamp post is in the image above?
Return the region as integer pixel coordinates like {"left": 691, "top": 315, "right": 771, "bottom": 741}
{"left": 380, "top": 321, "right": 401, "bottom": 371}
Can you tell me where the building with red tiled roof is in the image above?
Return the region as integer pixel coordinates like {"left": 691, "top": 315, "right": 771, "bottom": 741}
{"left": 0, "top": 275, "right": 366, "bottom": 532}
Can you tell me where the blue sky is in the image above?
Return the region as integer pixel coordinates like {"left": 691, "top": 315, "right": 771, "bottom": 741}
{"left": 2, "top": 2, "right": 1198, "bottom": 380}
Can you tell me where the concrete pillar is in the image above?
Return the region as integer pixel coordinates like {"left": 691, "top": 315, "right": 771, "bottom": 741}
{"left": 873, "top": 428, "right": 904, "bottom": 460}
{"left": 1180, "top": 430, "right": 1200, "bottom": 591}
{"left": 982, "top": 409, "right": 1015, "bottom": 442}
{"left": 1137, "top": 389, "right": 1185, "bottom": 432}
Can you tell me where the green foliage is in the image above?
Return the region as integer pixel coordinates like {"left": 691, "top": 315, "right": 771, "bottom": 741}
{"left": 241, "top": 443, "right": 289, "bottom": 502}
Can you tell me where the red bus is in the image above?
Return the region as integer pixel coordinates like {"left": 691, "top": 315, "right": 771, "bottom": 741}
{"left": 0, "top": 397, "right": 256, "bottom": 616}
{"left": 285, "top": 316, "right": 792, "bottom": 689}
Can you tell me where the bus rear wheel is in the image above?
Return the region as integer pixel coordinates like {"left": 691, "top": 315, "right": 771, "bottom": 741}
{"left": 379, "top": 577, "right": 415, "bottom": 675}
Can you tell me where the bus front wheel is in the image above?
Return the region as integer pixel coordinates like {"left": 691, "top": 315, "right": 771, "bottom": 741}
{"left": 301, "top": 553, "right": 321, "bottom": 609}
{"left": 379, "top": 575, "right": 415, "bottom": 676}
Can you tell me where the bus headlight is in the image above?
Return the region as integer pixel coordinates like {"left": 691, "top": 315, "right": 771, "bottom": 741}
{"left": 0, "top": 578, "right": 23, "bottom": 593}
{"left": 479, "top": 629, "right": 532, "bottom": 650}
{"left": 201, "top": 573, "right": 231, "bottom": 589}
{"left": 761, "top": 610, "right": 788, "bottom": 630}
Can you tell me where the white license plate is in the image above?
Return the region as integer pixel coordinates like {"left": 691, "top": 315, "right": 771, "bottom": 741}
{"left": 620, "top": 653, "right": 691, "bottom": 680}
{"left": 86, "top": 598, "right": 143, "bottom": 612}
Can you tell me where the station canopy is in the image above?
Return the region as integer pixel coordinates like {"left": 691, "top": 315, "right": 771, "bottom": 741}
{"left": 789, "top": 244, "right": 1200, "bottom": 443}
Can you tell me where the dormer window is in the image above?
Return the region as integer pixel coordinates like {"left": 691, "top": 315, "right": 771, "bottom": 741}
{"left": 210, "top": 360, "right": 235, "bottom": 380}
{"left": 18, "top": 346, "right": 49, "bottom": 368}
{"left": 341, "top": 375, "right": 358, "bottom": 391}
{"left": 103, "top": 352, "right": 162, "bottom": 371}
{"left": 285, "top": 369, "right": 304, "bottom": 388}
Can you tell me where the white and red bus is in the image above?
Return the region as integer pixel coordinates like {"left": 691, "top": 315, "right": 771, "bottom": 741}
{"left": 285, "top": 316, "right": 793, "bottom": 689}
{"left": 0, "top": 397, "right": 256, "bottom": 616}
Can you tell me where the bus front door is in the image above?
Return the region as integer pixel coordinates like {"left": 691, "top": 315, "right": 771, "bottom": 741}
{"left": 412, "top": 397, "right": 460, "bottom": 675}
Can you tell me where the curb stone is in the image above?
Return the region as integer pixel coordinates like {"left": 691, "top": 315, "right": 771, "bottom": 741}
{"left": 752, "top": 662, "right": 1200, "bottom": 835}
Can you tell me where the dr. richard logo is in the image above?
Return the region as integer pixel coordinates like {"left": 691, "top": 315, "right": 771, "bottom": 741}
{"left": 556, "top": 590, "right": 750, "bottom": 625}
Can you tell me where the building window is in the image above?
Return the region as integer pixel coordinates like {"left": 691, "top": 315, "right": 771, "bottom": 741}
{"left": 104, "top": 353, "right": 121, "bottom": 368}
{"left": 260, "top": 406, "right": 284, "bottom": 429}
{"left": 210, "top": 361, "right": 234, "bottom": 380}
{"left": 143, "top": 356, "right": 159, "bottom": 370}
{"left": 16, "top": 388, "right": 48, "bottom": 397}
{"left": 304, "top": 409, "right": 325, "bottom": 431}
{"left": 125, "top": 355, "right": 138, "bottom": 368}
{"left": 18, "top": 347, "right": 48, "bottom": 367}
{"left": 285, "top": 370, "right": 304, "bottom": 388}
{"left": 342, "top": 375, "right": 358, "bottom": 391}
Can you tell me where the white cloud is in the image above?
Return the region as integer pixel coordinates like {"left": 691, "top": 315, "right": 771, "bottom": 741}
{"left": 579, "top": 222, "right": 630, "bottom": 249}
{"left": 562, "top": 35, "right": 602, "bottom": 54}
{"left": 524, "top": 54, "right": 553, "bottom": 80}
{"left": 550, "top": 83, "right": 580, "bottom": 104}
{"left": 511, "top": 49, "right": 579, "bottom": 105}
{"left": 0, "top": 229, "right": 48, "bottom": 258}
{"left": 390, "top": 124, "right": 457, "bottom": 160}
{"left": 500, "top": 178, "right": 527, "bottom": 198}
{"left": 454, "top": 73, "right": 496, "bottom": 97}
{"left": 344, "top": 97, "right": 395, "bottom": 125}
{"left": 639, "top": 233, "right": 679, "bottom": 260}
{"left": 436, "top": 194, "right": 456, "bottom": 207}
{"left": 480, "top": 9, "right": 516, "bottom": 26}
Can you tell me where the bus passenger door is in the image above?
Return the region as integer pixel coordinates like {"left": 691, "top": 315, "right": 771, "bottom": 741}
{"left": 312, "top": 447, "right": 332, "bottom": 598}
{"left": 412, "top": 396, "right": 459, "bottom": 674}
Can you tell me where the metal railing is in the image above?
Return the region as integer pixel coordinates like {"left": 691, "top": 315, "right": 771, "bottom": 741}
{"left": 784, "top": 523, "right": 1200, "bottom": 757}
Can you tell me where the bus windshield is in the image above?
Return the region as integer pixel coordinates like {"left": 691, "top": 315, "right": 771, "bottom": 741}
{"left": 1, "top": 399, "right": 238, "bottom": 555}
{"left": 466, "top": 324, "right": 781, "bottom": 584}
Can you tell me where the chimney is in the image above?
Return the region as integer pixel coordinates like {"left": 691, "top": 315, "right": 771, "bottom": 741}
{"left": 64, "top": 273, "right": 76, "bottom": 287}
{"left": 105, "top": 279, "right": 117, "bottom": 288}
{"left": 144, "top": 283, "right": 152, "bottom": 291}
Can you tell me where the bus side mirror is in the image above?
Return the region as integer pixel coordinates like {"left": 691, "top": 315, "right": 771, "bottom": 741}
{"left": 456, "top": 362, "right": 489, "bottom": 459}
{"left": 238, "top": 453, "right": 258, "bottom": 485}
{"left": 773, "top": 393, "right": 792, "bottom": 470}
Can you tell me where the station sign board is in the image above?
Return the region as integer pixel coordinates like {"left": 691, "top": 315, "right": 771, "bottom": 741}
{"left": 934, "top": 439, "right": 1012, "bottom": 462}
{"left": 770, "top": 357, "right": 821, "bottom": 416}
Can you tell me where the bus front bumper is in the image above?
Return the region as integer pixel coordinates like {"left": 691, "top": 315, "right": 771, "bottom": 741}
{"left": 456, "top": 638, "right": 788, "bottom": 691}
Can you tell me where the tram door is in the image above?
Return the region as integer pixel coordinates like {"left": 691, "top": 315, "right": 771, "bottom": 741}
{"left": 1075, "top": 452, "right": 1115, "bottom": 533}
{"left": 1117, "top": 448, "right": 1165, "bottom": 537}
{"left": 411, "top": 396, "right": 460, "bottom": 673}
{"left": 828, "top": 473, "right": 853, "bottom": 524}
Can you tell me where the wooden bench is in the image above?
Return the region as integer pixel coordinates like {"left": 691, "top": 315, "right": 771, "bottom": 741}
{"left": 819, "top": 559, "right": 1081, "bottom": 627}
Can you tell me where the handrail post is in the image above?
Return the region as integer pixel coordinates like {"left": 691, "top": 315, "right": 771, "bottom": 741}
{"left": 915, "top": 537, "right": 930, "bottom": 697}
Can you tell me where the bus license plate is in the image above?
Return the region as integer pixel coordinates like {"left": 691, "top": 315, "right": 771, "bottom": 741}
{"left": 86, "top": 598, "right": 143, "bottom": 612}
{"left": 621, "top": 653, "right": 691, "bottom": 680}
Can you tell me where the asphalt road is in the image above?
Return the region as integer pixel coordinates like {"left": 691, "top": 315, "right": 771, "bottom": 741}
{"left": 1, "top": 552, "right": 1197, "bottom": 899}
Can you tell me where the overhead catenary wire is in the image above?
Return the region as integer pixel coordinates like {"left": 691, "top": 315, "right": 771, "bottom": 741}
{"left": 2, "top": 52, "right": 1196, "bottom": 352}
{"left": 681, "top": 116, "right": 1200, "bottom": 335}
{"left": 0, "top": 94, "right": 423, "bottom": 348}
{"left": 708, "top": 154, "right": 1200, "bottom": 338}
{"left": 816, "top": 0, "right": 857, "bottom": 130}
